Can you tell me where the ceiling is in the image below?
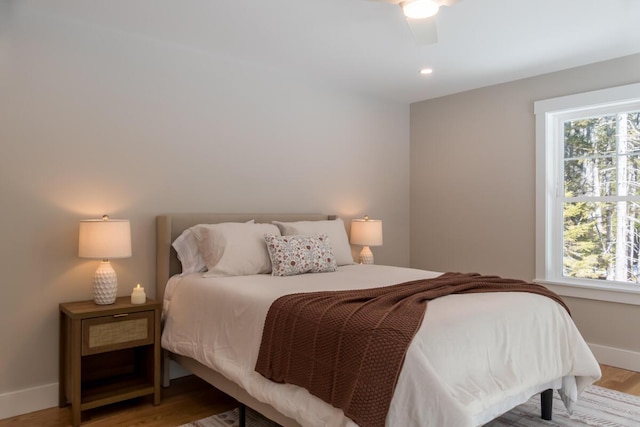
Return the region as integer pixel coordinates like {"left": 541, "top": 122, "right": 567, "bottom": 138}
{"left": 14, "top": 0, "right": 640, "bottom": 103}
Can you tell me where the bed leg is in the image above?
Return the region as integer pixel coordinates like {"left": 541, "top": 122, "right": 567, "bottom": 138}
{"left": 238, "top": 404, "right": 246, "bottom": 427}
{"left": 162, "top": 350, "right": 171, "bottom": 388}
{"left": 541, "top": 388, "right": 553, "bottom": 420}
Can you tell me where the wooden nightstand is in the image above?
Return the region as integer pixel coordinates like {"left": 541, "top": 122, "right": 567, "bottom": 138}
{"left": 59, "top": 297, "right": 161, "bottom": 426}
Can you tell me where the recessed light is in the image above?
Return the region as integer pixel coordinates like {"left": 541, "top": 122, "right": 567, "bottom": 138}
{"left": 419, "top": 68, "right": 433, "bottom": 75}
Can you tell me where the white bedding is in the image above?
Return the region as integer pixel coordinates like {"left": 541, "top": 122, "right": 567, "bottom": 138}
{"left": 161, "top": 264, "right": 601, "bottom": 427}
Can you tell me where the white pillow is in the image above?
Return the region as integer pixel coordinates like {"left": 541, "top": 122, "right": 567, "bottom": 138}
{"left": 172, "top": 229, "right": 206, "bottom": 275}
{"left": 172, "top": 220, "right": 254, "bottom": 275}
{"left": 191, "top": 222, "right": 280, "bottom": 277}
{"left": 272, "top": 218, "right": 354, "bottom": 266}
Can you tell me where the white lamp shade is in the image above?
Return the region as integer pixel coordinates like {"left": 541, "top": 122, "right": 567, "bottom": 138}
{"left": 79, "top": 218, "right": 132, "bottom": 259}
{"left": 350, "top": 218, "right": 383, "bottom": 247}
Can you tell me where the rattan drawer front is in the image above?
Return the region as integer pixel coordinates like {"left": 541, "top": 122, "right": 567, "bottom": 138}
{"left": 82, "top": 311, "right": 154, "bottom": 355}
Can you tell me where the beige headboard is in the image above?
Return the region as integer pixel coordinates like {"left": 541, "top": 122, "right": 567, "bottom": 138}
{"left": 156, "top": 213, "right": 336, "bottom": 301}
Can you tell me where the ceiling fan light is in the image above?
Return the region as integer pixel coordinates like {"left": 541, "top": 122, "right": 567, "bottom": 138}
{"left": 402, "top": 0, "right": 440, "bottom": 20}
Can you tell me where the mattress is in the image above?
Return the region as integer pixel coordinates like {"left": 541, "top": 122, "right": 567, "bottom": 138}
{"left": 161, "top": 264, "right": 601, "bottom": 426}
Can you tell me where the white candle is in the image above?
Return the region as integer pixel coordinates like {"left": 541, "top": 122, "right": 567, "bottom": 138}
{"left": 131, "top": 283, "right": 146, "bottom": 304}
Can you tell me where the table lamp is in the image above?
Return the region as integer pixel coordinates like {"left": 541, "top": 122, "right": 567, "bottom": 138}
{"left": 350, "top": 215, "right": 383, "bottom": 264}
{"left": 78, "top": 215, "right": 132, "bottom": 305}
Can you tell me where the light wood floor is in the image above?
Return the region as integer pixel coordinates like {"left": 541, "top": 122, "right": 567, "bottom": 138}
{"left": 1, "top": 364, "right": 638, "bottom": 427}
{"left": 595, "top": 364, "right": 640, "bottom": 396}
{"left": 0, "top": 375, "right": 237, "bottom": 427}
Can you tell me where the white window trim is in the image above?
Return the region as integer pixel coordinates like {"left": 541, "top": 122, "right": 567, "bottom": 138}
{"left": 534, "top": 82, "right": 640, "bottom": 306}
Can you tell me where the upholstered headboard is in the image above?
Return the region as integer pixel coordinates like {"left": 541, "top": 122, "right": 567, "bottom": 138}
{"left": 155, "top": 213, "right": 336, "bottom": 301}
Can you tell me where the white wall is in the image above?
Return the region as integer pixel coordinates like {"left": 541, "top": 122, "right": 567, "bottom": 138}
{"left": 0, "top": 7, "right": 410, "bottom": 418}
{"left": 410, "top": 53, "right": 640, "bottom": 369}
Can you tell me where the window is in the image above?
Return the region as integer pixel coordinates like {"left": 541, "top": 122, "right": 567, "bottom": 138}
{"left": 535, "top": 83, "right": 640, "bottom": 304}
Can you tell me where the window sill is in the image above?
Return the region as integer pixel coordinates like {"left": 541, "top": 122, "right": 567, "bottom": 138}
{"left": 534, "top": 279, "right": 640, "bottom": 306}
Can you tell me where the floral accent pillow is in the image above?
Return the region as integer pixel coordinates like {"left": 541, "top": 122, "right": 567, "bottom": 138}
{"left": 265, "top": 233, "right": 338, "bottom": 277}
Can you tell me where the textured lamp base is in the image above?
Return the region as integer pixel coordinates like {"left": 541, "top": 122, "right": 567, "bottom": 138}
{"left": 93, "top": 261, "right": 118, "bottom": 305}
{"left": 359, "top": 246, "right": 375, "bottom": 264}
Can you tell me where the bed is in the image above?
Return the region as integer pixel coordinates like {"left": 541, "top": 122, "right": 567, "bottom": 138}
{"left": 157, "top": 213, "right": 601, "bottom": 427}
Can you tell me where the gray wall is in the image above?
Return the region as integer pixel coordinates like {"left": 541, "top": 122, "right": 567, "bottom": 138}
{"left": 410, "top": 53, "right": 640, "bottom": 360}
{"left": 0, "top": 6, "right": 409, "bottom": 414}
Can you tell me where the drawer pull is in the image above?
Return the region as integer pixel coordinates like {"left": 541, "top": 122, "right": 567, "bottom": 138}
{"left": 113, "top": 313, "right": 129, "bottom": 318}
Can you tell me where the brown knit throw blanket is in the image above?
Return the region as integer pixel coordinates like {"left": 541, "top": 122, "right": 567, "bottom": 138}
{"left": 255, "top": 272, "right": 569, "bottom": 427}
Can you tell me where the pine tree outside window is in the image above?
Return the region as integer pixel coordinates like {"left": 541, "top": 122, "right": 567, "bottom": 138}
{"left": 535, "top": 83, "right": 640, "bottom": 303}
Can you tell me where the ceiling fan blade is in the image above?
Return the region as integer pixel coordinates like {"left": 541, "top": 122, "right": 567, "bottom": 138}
{"left": 406, "top": 16, "right": 438, "bottom": 45}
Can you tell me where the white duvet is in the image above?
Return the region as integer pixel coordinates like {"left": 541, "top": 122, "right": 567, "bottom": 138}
{"left": 161, "top": 264, "right": 601, "bottom": 427}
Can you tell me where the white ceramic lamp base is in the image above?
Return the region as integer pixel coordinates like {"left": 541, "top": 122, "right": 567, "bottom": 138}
{"left": 359, "top": 246, "right": 375, "bottom": 264}
{"left": 93, "top": 260, "right": 118, "bottom": 305}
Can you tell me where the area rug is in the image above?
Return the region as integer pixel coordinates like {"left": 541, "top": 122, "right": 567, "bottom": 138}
{"left": 178, "top": 385, "right": 640, "bottom": 427}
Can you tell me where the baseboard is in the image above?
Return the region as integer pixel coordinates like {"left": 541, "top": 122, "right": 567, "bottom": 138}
{"left": 589, "top": 343, "right": 640, "bottom": 372}
{"left": 0, "top": 363, "right": 191, "bottom": 420}
{"left": 0, "top": 382, "right": 58, "bottom": 421}
{"left": 169, "top": 359, "right": 191, "bottom": 379}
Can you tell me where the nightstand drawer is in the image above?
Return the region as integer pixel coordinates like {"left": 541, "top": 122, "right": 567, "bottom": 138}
{"left": 82, "top": 311, "right": 154, "bottom": 355}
